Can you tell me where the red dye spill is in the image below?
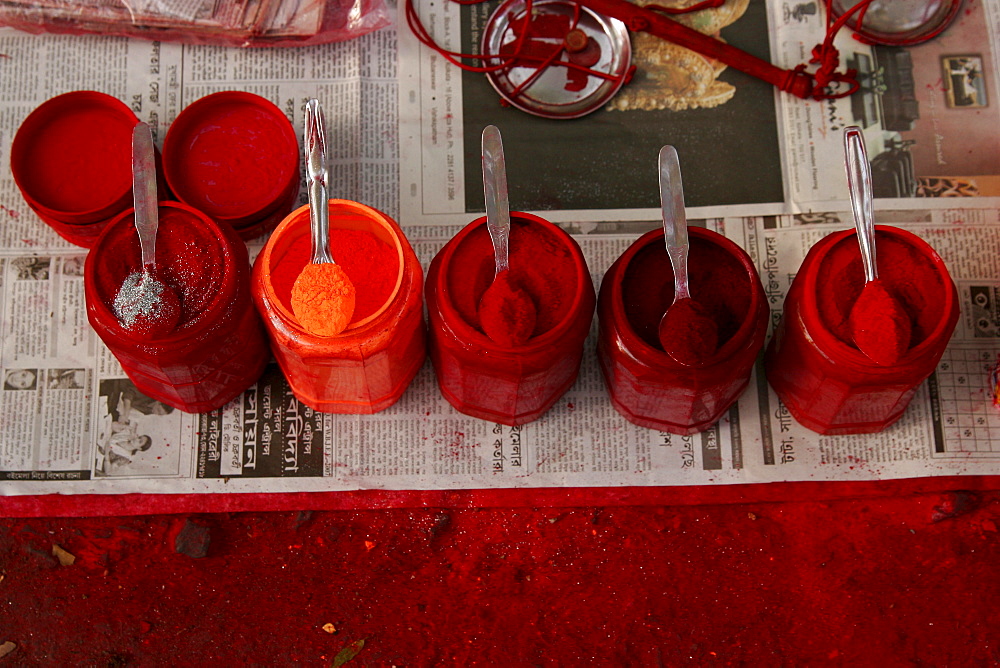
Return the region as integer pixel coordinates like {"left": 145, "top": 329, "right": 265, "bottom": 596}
{"left": 849, "top": 279, "right": 912, "bottom": 366}
{"left": 477, "top": 270, "right": 538, "bottom": 347}
{"left": 271, "top": 228, "right": 397, "bottom": 326}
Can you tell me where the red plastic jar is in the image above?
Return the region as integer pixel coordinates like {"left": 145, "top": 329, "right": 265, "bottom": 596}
{"left": 252, "top": 201, "right": 425, "bottom": 414}
{"left": 425, "top": 212, "right": 596, "bottom": 426}
{"left": 85, "top": 201, "right": 270, "bottom": 413}
{"left": 597, "top": 227, "right": 768, "bottom": 435}
{"left": 163, "top": 91, "right": 299, "bottom": 241}
{"left": 10, "top": 91, "right": 141, "bottom": 247}
{"left": 765, "top": 225, "right": 959, "bottom": 435}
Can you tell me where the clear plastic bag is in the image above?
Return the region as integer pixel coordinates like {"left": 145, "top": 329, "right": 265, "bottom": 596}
{"left": 0, "top": 0, "right": 391, "bottom": 47}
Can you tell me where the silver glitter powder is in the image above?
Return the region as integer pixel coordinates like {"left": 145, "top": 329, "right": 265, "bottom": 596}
{"left": 113, "top": 270, "right": 175, "bottom": 331}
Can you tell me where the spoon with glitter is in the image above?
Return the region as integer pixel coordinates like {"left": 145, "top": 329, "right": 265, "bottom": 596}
{"left": 112, "top": 122, "right": 181, "bottom": 338}
{"left": 843, "top": 126, "right": 911, "bottom": 365}
{"left": 290, "top": 98, "right": 356, "bottom": 337}
{"left": 477, "top": 124, "right": 537, "bottom": 346}
{"left": 656, "top": 145, "right": 718, "bottom": 365}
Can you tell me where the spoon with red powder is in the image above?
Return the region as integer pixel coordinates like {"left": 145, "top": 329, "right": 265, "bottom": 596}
{"left": 843, "top": 127, "right": 911, "bottom": 366}
{"left": 655, "top": 145, "right": 719, "bottom": 365}
{"left": 112, "top": 122, "right": 181, "bottom": 339}
{"left": 477, "top": 125, "right": 537, "bottom": 347}
{"left": 290, "top": 99, "right": 356, "bottom": 337}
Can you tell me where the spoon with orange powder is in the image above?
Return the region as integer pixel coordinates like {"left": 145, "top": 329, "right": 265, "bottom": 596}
{"left": 656, "top": 145, "right": 718, "bottom": 365}
{"left": 290, "top": 99, "right": 356, "bottom": 337}
{"left": 477, "top": 125, "right": 537, "bottom": 347}
{"left": 843, "top": 126, "right": 911, "bottom": 365}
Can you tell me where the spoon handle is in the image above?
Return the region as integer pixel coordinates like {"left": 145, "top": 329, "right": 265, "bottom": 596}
{"left": 132, "top": 122, "right": 158, "bottom": 269}
{"left": 844, "top": 126, "right": 878, "bottom": 282}
{"left": 305, "top": 99, "right": 334, "bottom": 265}
{"left": 659, "top": 145, "right": 690, "bottom": 301}
{"left": 482, "top": 125, "right": 510, "bottom": 276}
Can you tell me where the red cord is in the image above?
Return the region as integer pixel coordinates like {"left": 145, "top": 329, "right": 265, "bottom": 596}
{"left": 405, "top": 0, "right": 878, "bottom": 103}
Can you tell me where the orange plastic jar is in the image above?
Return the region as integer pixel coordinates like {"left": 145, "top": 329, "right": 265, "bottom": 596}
{"left": 251, "top": 200, "right": 425, "bottom": 414}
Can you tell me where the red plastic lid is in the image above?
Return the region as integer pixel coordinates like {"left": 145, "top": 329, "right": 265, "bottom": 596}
{"left": 163, "top": 92, "right": 299, "bottom": 228}
{"left": 10, "top": 91, "right": 137, "bottom": 224}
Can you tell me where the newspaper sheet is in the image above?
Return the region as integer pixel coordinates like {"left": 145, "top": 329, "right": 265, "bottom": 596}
{"left": 1, "top": 0, "right": 999, "bottom": 501}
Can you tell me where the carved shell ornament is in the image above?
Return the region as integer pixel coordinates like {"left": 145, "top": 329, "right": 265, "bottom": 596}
{"left": 606, "top": 0, "right": 750, "bottom": 112}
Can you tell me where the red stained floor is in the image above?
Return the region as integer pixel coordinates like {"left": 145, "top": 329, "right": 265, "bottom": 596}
{"left": 2, "top": 489, "right": 999, "bottom": 665}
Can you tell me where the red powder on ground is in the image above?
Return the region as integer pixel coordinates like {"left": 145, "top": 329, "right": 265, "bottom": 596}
{"left": 658, "top": 297, "right": 720, "bottom": 364}
{"left": 447, "top": 219, "right": 576, "bottom": 340}
{"left": 849, "top": 278, "right": 913, "bottom": 365}
{"left": 272, "top": 228, "right": 397, "bottom": 326}
{"left": 477, "top": 270, "right": 538, "bottom": 347}
{"left": 621, "top": 236, "right": 750, "bottom": 352}
{"left": 3, "top": 487, "right": 1000, "bottom": 664}
{"left": 816, "top": 233, "right": 943, "bottom": 352}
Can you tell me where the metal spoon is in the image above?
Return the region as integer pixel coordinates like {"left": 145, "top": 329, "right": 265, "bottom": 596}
{"left": 112, "top": 122, "right": 181, "bottom": 337}
{"left": 304, "top": 99, "right": 335, "bottom": 268}
{"left": 289, "top": 98, "right": 356, "bottom": 337}
{"left": 477, "top": 124, "right": 536, "bottom": 347}
{"left": 656, "top": 145, "right": 718, "bottom": 364}
{"left": 844, "top": 126, "right": 911, "bottom": 365}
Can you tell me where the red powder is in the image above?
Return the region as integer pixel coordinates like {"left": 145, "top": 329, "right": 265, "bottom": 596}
{"left": 446, "top": 218, "right": 576, "bottom": 339}
{"left": 816, "top": 233, "right": 944, "bottom": 352}
{"left": 620, "top": 236, "right": 750, "bottom": 352}
{"left": 849, "top": 279, "right": 912, "bottom": 365}
{"left": 477, "top": 270, "right": 538, "bottom": 346}
{"left": 272, "top": 228, "right": 397, "bottom": 326}
{"left": 658, "top": 297, "right": 720, "bottom": 364}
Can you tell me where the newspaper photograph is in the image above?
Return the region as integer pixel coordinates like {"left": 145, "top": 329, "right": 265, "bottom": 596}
{"left": 0, "top": 0, "right": 999, "bottom": 504}
{"left": 399, "top": 0, "right": 1000, "bottom": 224}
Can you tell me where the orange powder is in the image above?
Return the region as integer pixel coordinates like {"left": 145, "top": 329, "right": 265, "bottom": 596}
{"left": 291, "top": 263, "right": 357, "bottom": 336}
{"left": 275, "top": 228, "right": 398, "bottom": 334}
